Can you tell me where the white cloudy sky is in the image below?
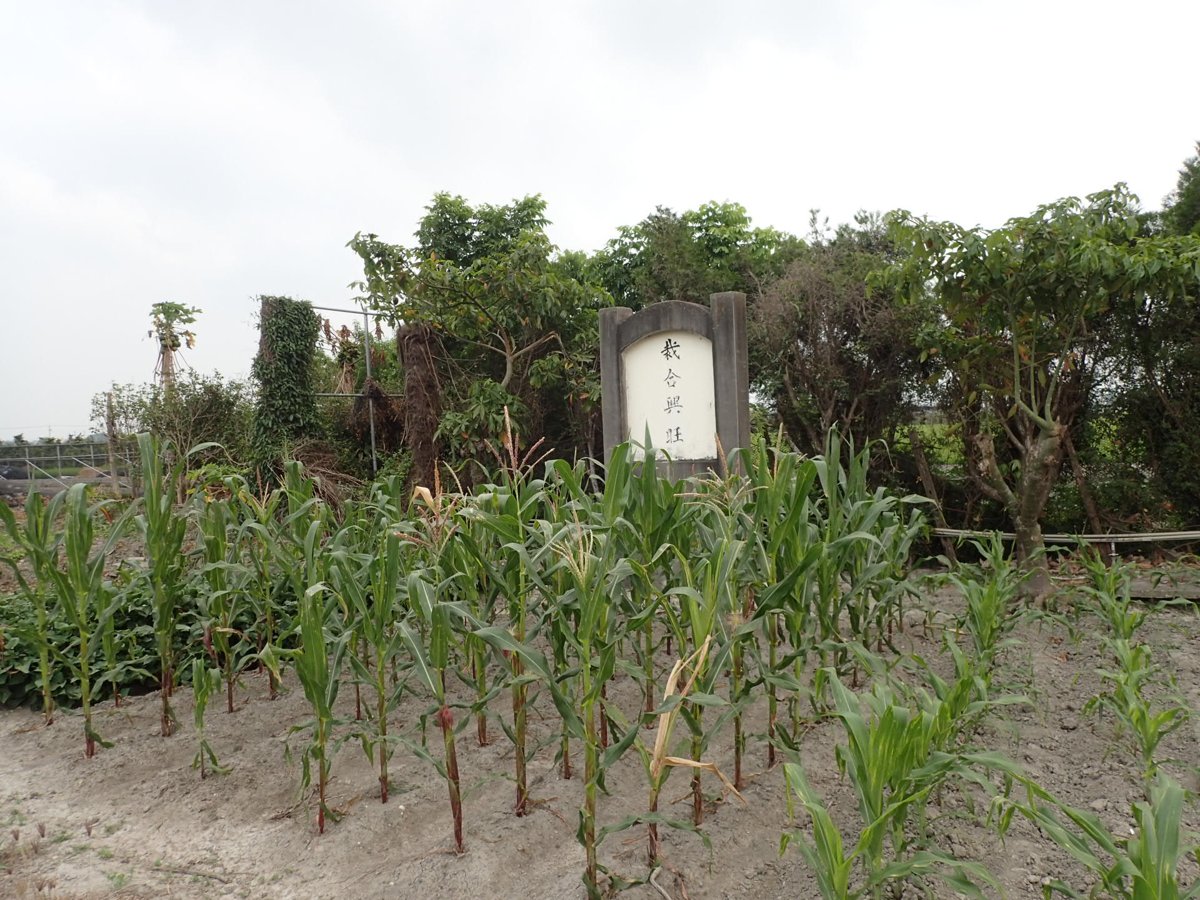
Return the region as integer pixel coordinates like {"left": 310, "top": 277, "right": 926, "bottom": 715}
{"left": 1, "top": 0, "right": 1196, "bottom": 441}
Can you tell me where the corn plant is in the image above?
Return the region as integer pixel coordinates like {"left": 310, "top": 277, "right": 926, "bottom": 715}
{"left": 462, "top": 454, "right": 549, "bottom": 817}
{"left": 632, "top": 636, "right": 743, "bottom": 867}
{"left": 400, "top": 571, "right": 470, "bottom": 854}
{"left": 908, "top": 643, "right": 998, "bottom": 753}
{"left": 693, "top": 469, "right": 764, "bottom": 792}
{"left": 543, "top": 452, "right": 639, "bottom": 777}
{"left": 1005, "top": 773, "right": 1200, "bottom": 899}
{"left": 231, "top": 481, "right": 285, "bottom": 698}
{"left": 334, "top": 530, "right": 410, "bottom": 803}
{"left": 1080, "top": 547, "right": 1146, "bottom": 642}
{"left": 740, "top": 438, "right": 820, "bottom": 766}
{"left": 135, "top": 432, "right": 190, "bottom": 736}
{"left": 660, "top": 524, "right": 741, "bottom": 827}
{"left": 782, "top": 763, "right": 993, "bottom": 900}
{"left": 554, "top": 522, "right": 633, "bottom": 898}
{"left": 441, "top": 520, "right": 500, "bottom": 748}
{"left": 614, "top": 440, "right": 695, "bottom": 721}
{"left": 93, "top": 580, "right": 145, "bottom": 708}
{"left": 195, "top": 491, "right": 249, "bottom": 713}
{"left": 45, "top": 484, "right": 130, "bottom": 757}
{"left": 190, "top": 659, "right": 227, "bottom": 779}
{"left": 529, "top": 502, "right": 584, "bottom": 779}
{"left": 264, "top": 517, "right": 347, "bottom": 834}
{"left": 0, "top": 491, "right": 66, "bottom": 724}
{"left": 809, "top": 431, "right": 902, "bottom": 686}
{"left": 948, "top": 534, "right": 1022, "bottom": 670}
{"left": 1085, "top": 639, "right": 1190, "bottom": 784}
{"left": 782, "top": 672, "right": 999, "bottom": 899}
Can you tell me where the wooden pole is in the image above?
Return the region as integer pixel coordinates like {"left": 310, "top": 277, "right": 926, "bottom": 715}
{"left": 105, "top": 392, "right": 121, "bottom": 498}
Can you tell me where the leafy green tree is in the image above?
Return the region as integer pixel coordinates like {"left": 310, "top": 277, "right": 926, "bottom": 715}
{"left": 350, "top": 194, "right": 610, "bottom": 479}
{"left": 1101, "top": 144, "right": 1200, "bottom": 525}
{"left": 750, "top": 213, "right": 936, "bottom": 455}
{"left": 885, "top": 186, "right": 1200, "bottom": 593}
{"left": 592, "top": 201, "right": 802, "bottom": 309}
{"left": 1162, "top": 141, "right": 1200, "bottom": 237}
{"left": 93, "top": 372, "right": 253, "bottom": 466}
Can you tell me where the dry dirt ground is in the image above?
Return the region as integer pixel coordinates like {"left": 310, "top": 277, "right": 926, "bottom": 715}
{"left": 2, "top": 582, "right": 1198, "bottom": 900}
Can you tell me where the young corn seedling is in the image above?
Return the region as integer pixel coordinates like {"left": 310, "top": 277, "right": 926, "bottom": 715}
{"left": 782, "top": 672, "right": 999, "bottom": 899}
{"left": 1005, "top": 772, "right": 1200, "bottom": 899}
{"left": 46, "top": 484, "right": 131, "bottom": 757}
{"left": 135, "top": 432, "right": 190, "bottom": 736}
{"left": 1080, "top": 546, "right": 1146, "bottom": 642}
{"left": 190, "top": 658, "right": 228, "bottom": 779}
{"left": 908, "top": 640, "right": 1006, "bottom": 753}
{"left": 947, "top": 534, "right": 1022, "bottom": 671}
{"left": 0, "top": 491, "right": 66, "bottom": 724}
{"left": 1085, "top": 639, "right": 1190, "bottom": 785}
{"left": 781, "top": 762, "right": 994, "bottom": 900}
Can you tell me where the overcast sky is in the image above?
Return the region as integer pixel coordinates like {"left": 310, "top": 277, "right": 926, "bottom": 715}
{"left": 1, "top": 0, "right": 1196, "bottom": 441}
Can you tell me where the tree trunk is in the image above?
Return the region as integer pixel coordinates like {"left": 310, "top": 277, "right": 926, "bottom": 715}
{"left": 970, "top": 421, "right": 1065, "bottom": 599}
{"left": 398, "top": 325, "right": 441, "bottom": 489}
{"left": 1012, "top": 424, "right": 1065, "bottom": 598}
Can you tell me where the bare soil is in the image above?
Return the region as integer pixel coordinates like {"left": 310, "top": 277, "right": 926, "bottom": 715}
{"left": 2, "top": 583, "right": 1198, "bottom": 900}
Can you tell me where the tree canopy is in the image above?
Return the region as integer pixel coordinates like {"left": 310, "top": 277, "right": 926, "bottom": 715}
{"left": 350, "top": 194, "right": 611, "bottom": 477}
{"left": 884, "top": 185, "right": 1200, "bottom": 590}
{"left": 1162, "top": 141, "right": 1200, "bottom": 237}
{"left": 591, "top": 201, "right": 803, "bottom": 310}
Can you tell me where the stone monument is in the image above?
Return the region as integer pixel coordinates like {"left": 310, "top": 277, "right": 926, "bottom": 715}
{"left": 599, "top": 292, "right": 750, "bottom": 477}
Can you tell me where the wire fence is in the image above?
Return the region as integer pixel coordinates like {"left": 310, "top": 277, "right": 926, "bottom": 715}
{"left": 0, "top": 440, "right": 137, "bottom": 494}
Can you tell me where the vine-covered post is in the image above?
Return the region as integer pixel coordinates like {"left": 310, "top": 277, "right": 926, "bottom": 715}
{"left": 251, "top": 295, "right": 322, "bottom": 480}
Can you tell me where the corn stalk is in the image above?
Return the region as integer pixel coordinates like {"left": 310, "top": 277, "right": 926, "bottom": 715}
{"left": 135, "top": 433, "right": 189, "bottom": 736}
{"left": 0, "top": 491, "right": 66, "bottom": 724}
{"left": 190, "top": 658, "right": 228, "bottom": 779}
{"left": 335, "top": 530, "right": 410, "bottom": 803}
{"left": 400, "top": 571, "right": 470, "bottom": 854}
{"left": 46, "top": 484, "right": 130, "bottom": 757}
{"left": 264, "top": 517, "right": 347, "bottom": 834}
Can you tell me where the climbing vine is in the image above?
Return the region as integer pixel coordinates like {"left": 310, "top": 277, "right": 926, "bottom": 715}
{"left": 251, "top": 295, "right": 321, "bottom": 469}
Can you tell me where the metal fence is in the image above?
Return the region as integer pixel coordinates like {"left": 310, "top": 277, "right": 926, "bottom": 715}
{"left": 0, "top": 440, "right": 137, "bottom": 493}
